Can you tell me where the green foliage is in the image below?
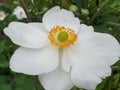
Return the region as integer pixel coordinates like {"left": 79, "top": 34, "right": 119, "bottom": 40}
{"left": 0, "top": 0, "right": 120, "bottom": 90}
{"left": 70, "top": 0, "right": 84, "bottom": 8}
{"left": 0, "top": 83, "right": 12, "bottom": 90}
{"left": 15, "top": 75, "right": 35, "bottom": 90}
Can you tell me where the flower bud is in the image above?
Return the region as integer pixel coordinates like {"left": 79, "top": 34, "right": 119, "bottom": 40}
{"left": 69, "top": 5, "right": 78, "bottom": 12}
{"left": 108, "top": 27, "right": 112, "bottom": 31}
{"left": 13, "top": 1, "right": 20, "bottom": 5}
{"left": 42, "top": 7, "right": 48, "bottom": 12}
{"left": 81, "top": 9, "right": 89, "bottom": 16}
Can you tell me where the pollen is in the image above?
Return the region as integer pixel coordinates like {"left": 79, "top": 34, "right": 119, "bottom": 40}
{"left": 48, "top": 26, "right": 78, "bottom": 48}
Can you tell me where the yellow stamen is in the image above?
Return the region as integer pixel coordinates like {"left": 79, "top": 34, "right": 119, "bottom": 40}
{"left": 48, "top": 26, "right": 78, "bottom": 48}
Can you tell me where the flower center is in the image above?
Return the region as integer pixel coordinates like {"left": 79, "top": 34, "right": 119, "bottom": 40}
{"left": 48, "top": 26, "right": 78, "bottom": 48}
{"left": 19, "top": 11, "right": 23, "bottom": 16}
{"left": 0, "top": 13, "right": 3, "bottom": 18}
{"left": 57, "top": 31, "right": 69, "bottom": 43}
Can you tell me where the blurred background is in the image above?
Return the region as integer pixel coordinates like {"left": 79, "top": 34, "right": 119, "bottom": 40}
{"left": 0, "top": 0, "right": 120, "bottom": 90}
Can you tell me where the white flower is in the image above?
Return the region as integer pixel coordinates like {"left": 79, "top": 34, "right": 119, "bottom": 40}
{"left": 0, "top": 11, "right": 6, "bottom": 21}
{"left": 13, "top": 6, "right": 27, "bottom": 20}
{"left": 4, "top": 6, "right": 120, "bottom": 90}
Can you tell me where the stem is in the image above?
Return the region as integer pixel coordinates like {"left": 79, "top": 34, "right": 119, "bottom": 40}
{"left": 112, "top": 66, "right": 120, "bottom": 72}
{"left": 61, "top": 0, "right": 67, "bottom": 8}
{"left": 31, "top": 0, "right": 34, "bottom": 5}
{"left": 105, "top": 22, "right": 120, "bottom": 27}
{"left": 20, "top": 0, "right": 32, "bottom": 22}
{"left": 84, "top": 0, "right": 87, "bottom": 8}
{"left": 34, "top": 76, "right": 39, "bottom": 90}
{"left": 90, "top": 0, "right": 112, "bottom": 24}
{"left": 52, "top": 0, "right": 55, "bottom": 6}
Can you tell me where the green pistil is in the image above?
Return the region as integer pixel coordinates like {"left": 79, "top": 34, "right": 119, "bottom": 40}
{"left": 57, "top": 31, "right": 69, "bottom": 43}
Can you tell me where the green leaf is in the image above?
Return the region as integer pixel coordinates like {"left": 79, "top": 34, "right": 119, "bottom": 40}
{"left": 0, "top": 83, "right": 12, "bottom": 90}
{"left": 0, "top": 40, "right": 6, "bottom": 53}
{"left": 93, "top": 25, "right": 110, "bottom": 33}
{"left": 15, "top": 74, "right": 35, "bottom": 90}
{"left": 0, "top": 75, "right": 8, "bottom": 83}
{"left": 70, "top": 0, "right": 84, "bottom": 8}
{"left": 96, "top": 77, "right": 109, "bottom": 90}
{"left": 103, "top": 14, "right": 117, "bottom": 23}
{"left": 0, "top": 54, "right": 9, "bottom": 68}
{"left": 14, "top": 74, "right": 44, "bottom": 90}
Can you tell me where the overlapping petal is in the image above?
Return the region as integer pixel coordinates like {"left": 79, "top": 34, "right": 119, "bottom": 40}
{"left": 71, "top": 67, "right": 102, "bottom": 90}
{"left": 78, "top": 24, "right": 94, "bottom": 34}
{"left": 10, "top": 45, "right": 59, "bottom": 75}
{"left": 28, "top": 23, "right": 48, "bottom": 33}
{"left": 62, "top": 32, "right": 120, "bottom": 89}
{"left": 39, "top": 67, "right": 73, "bottom": 90}
{"left": 43, "top": 6, "right": 80, "bottom": 33}
{"left": 4, "top": 22, "right": 49, "bottom": 48}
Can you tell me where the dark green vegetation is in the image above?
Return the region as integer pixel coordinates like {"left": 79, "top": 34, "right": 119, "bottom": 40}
{"left": 0, "top": 0, "right": 120, "bottom": 90}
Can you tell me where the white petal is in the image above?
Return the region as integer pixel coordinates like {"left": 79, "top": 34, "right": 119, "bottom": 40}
{"left": 78, "top": 32, "right": 120, "bottom": 50}
{"left": 62, "top": 51, "right": 71, "bottom": 72}
{"left": 62, "top": 32, "right": 120, "bottom": 89}
{"left": 42, "top": 6, "right": 60, "bottom": 30}
{"left": 38, "top": 67, "right": 73, "bottom": 90}
{"left": 4, "top": 22, "right": 49, "bottom": 48}
{"left": 78, "top": 24, "right": 94, "bottom": 34}
{"left": 71, "top": 67, "right": 102, "bottom": 90}
{"left": 10, "top": 45, "right": 59, "bottom": 75}
{"left": 28, "top": 22, "right": 48, "bottom": 33}
{"left": 43, "top": 6, "right": 80, "bottom": 33}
